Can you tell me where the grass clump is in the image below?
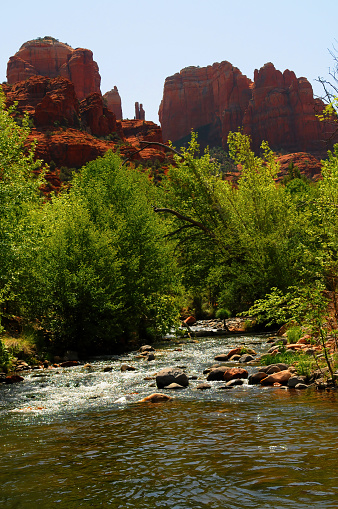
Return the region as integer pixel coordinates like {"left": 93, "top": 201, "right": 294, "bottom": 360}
{"left": 2, "top": 331, "right": 40, "bottom": 367}
{"left": 260, "top": 349, "right": 315, "bottom": 378}
{"left": 0, "top": 338, "right": 12, "bottom": 372}
{"left": 286, "top": 326, "right": 302, "bottom": 343}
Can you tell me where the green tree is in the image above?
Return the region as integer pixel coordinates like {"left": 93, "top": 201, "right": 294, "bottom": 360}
{"left": 0, "top": 87, "right": 44, "bottom": 330}
{"left": 22, "top": 151, "right": 180, "bottom": 354}
{"left": 157, "top": 132, "right": 307, "bottom": 315}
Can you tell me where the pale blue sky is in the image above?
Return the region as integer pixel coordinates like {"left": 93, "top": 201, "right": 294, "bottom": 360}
{"left": 1, "top": 0, "right": 337, "bottom": 122}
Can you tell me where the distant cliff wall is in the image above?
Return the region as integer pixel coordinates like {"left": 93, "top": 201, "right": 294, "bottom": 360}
{"left": 159, "top": 60, "right": 333, "bottom": 155}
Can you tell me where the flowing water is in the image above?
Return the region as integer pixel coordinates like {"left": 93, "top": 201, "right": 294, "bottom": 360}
{"left": 1, "top": 334, "right": 338, "bottom": 508}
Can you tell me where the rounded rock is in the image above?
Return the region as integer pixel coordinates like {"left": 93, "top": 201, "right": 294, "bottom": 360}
{"left": 156, "top": 367, "right": 189, "bottom": 389}
{"left": 138, "top": 393, "right": 173, "bottom": 403}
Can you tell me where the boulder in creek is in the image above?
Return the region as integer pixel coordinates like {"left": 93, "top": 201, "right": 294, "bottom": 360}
{"left": 138, "top": 393, "right": 173, "bottom": 403}
{"left": 227, "top": 347, "right": 242, "bottom": 358}
{"left": 248, "top": 372, "right": 269, "bottom": 385}
{"left": 214, "top": 354, "right": 229, "bottom": 361}
{"left": 245, "top": 348, "right": 258, "bottom": 355}
{"left": 223, "top": 367, "right": 248, "bottom": 382}
{"left": 287, "top": 376, "right": 306, "bottom": 388}
{"left": 238, "top": 354, "right": 255, "bottom": 363}
{"left": 294, "top": 383, "right": 309, "bottom": 390}
{"left": 206, "top": 366, "right": 230, "bottom": 381}
{"left": 15, "top": 361, "right": 30, "bottom": 371}
{"left": 265, "top": 365, "right": 282, "bottom": 374}
{"left": 260, "top": 370, "right": 292, "bottom": 386}
{"left": 121, "top": 364, "right": 136, "bottom": 372}
{"left": 139, "top": 345, "right": 155, "bottom": 353}
{"left": 156, "top": 367, "right": 189, "bottom": 389}
{"left": 103, "top": 366, "right": 114, "bottom": 372}
{"left": 184, "top": 316, "right": 196, "bottom": 325}
{"left": 164, "top": 383, "right": 186, "bottom": 390}
{"left": 5, "top": 375, "right": 24, "bottom": 384}
{"left": 229, "top": 355, "right": 241, "bottom": 361}
{"left": 268, "top": 346, "right": 281, "bottom": 353}
{"left": 146, "top": 353, "right": 155, "bottom": 361}
{"left": 60, "top": 360, "right": 79, "bottom": 367}
{"left": 196, "top": 383, "right": 212, "bottom": 390}
{"left": 207, "top": 366, "right": 248, "bottom": 381}
{"left": 259, "top": 363, "right": 289, "bottom": 373}
{"left": 203, "top": 364, "right": 222, "bottom": 374}
{"left": 225, "top": 378, "right": 244, "bottom": 387}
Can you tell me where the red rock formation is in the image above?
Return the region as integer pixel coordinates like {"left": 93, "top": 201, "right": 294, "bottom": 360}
{"left": 59, "top": 48, "right": 101, "bottom": 101}
{"left": 28, "top": 128, "right": 112, "bottom": 169}
{"left": 121, "top": 119, "right": 166, "bottom": 162}
{"left": 103, "top": 86, "right": 123, "bottom": 119}
{"left": 242, "top": 63, "right": 328, "bottom": 154}
{"left": 159, "top": 61, "right": 252, "bottom": 146}
{"left": 3, "top": 75, "right": 80, "bottom": 127}
{"left": 275, "top": 152, "right": 323, "bottom": 181}
{"left": 159, "top": 61, "right": 335, "bottom": 156}
{"left": 79, "top": 93, "right": 117, "bottom": 137}
{"left": 121, "top": 119, "right": 162, "bottom": 143}
{"left": 135, "top": 102, "right": 145, "bottom": 120}
{"left": 2, "top": 74, "right": 168, "bottom": 194}
{"left": 7, "top": 36, "right": 101, "bottom": 100}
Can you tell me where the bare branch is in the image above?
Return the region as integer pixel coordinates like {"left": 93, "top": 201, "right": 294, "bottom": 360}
{"left": 164, "top": 224, "right": 196, "bottom": 238}
{"left": 139, "top": 141, "right": 184, "bottom": 158}
{"left": 153, "top": 206, "right": 215, "bottom": 238}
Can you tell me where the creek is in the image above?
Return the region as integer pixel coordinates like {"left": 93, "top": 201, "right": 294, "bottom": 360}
{"left": 1, "top": 333, "right": 338, "bottom": 508}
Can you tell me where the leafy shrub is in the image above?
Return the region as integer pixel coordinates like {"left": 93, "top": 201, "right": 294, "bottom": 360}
{"left": 215, "top": 307, "right": 231, "bottom": 320}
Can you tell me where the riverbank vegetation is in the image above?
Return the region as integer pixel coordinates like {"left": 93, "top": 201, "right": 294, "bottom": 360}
{"left": 1, "top": 85, "right": 338, "bottom": 382}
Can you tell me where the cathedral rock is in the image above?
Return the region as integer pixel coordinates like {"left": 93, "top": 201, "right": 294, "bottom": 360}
{"left": 159, "top": 61, "right": 334, "bottom": 156}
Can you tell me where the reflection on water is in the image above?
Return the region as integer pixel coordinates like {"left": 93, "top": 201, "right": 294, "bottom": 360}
{"left": 1, "top": 335, "right": 338, "bottom": 508}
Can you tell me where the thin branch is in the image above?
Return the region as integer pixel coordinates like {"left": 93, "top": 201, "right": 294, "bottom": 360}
{"left": 139, "top": 141, "right": 184, "bottom": 158}
{"left": 164, "top": 223, "right": 196, "bottom": 238}
{"left": 153, "top": 206, "right": 215, "bottom": 238}
{"left": 122, "top": 143, "right": 151, "bottom": 165}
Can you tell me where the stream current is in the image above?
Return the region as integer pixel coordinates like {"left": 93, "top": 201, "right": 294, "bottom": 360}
{"left": 1, "top": 333, "right": 338, "bottom": 508}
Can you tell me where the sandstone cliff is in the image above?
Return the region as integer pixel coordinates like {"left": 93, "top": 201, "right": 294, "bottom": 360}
{"left": 2, "top": 75, "right": 167, "bottom": 191}
{"left": 3, "top": 75, "right": 79, "bottom": 127}
{"left": 159, "top": 62, "right": 252, "bottom": 147}
{"left": 7, "top": 36, "right": 101, "bottom": 101}
{"left": 159, "top": 61, "right": 335, "bottom": 156}
{"left": 103, "top": 87, "right": 123, "bottom": 119}
{"left": 242, "top": 63, "right": 328, "bottom": 153}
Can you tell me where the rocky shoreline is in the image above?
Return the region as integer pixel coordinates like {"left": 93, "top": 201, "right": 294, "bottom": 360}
{"left": 2, "top": 320, "right": 336, "bottom": 396}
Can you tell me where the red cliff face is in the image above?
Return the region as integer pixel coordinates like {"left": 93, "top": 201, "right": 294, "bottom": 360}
{"left": 103, "top": 87, "right": 123, "bottom": 119}
{"left": 159, "top": 62, "right": 252, "bottom": 147}
{"left": 3, "top": 75, "right": 79, "bottom": 127}
{"left": 79, "top": 93, "right": 117, "bottom": 137}
{"left": 2, "top": 76, "right": 166, "bottom": 189}
{"left": 159, "top": 61, "right": 334, "bottom": 155}
{"left": 7, "top": 37, "right": 101, "bottom": 100}
{"left": 242, "top": 63, "right": 327, "bottom": 153}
